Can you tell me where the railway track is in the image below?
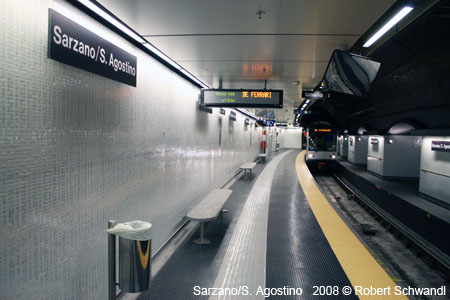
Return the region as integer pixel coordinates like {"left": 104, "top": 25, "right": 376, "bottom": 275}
{"left": 312, "top": 171, "right": 450, "bottom": 300}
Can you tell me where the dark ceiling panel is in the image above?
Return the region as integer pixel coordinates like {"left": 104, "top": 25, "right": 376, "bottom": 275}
{"left": 304, "top": 1, "right": 450, "bottom": 132}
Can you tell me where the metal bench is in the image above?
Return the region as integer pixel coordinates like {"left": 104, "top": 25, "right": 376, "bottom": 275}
{"left": 257, "top": 153, "right": 267, "bottom": 163}
{"left": 239, "top": 162, "right": 257, "bottom": 179}
{"left": 186, "top": 189, "right": 233, "bottom": 244}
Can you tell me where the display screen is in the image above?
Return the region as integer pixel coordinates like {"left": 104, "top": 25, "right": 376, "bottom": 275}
{"left": 320, "top": 50, "right": 381, "bottom": 96}
{"left": 313, "top": 129, "right": 332, "bottom": 132}
{"left": 200, "top": 89, "right": 283, "bottom": 108}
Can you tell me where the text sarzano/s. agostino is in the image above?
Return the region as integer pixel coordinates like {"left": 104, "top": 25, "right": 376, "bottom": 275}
{"left": 48, "top": 9, "right": 137, "bottom": 87}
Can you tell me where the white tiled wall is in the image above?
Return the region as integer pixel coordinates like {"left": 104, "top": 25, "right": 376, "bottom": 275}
{"left": 0, "top": 1, "right": 261, "bottom": 299}
{"left": 279, "top": 128, "right": 302, "bottom": 149}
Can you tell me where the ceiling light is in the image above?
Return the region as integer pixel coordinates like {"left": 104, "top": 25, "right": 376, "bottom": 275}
{"left": 143, "top": 44, "right": 181, "bottom": 69}
{"left": 179, "top": 69, "right": 208, "bottom": 88}
{"left": 78, "top": 0, "right": 209, "bottom": 89}
{"left": 363, "top": 6, "right": 413, "bottom": 48}
{"left": 235, "top": 108, "right": 258, "bottom": 120}
{"left": 78, "top": 0, "right": 182, "bottom": 70}
{"left": 78, "top": 0, "right": 144, "bottom": 43}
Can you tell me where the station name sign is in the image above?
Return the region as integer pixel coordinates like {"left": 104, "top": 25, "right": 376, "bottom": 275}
{"left": 302, "top": 90, "right": 330, "bottom": 100}
{"left": 431, "top": 141, "right": 450, "bottom": 152}
{"left": 48, "top": 9, "right": 137, "bottom": 87}
{"left": 200, "top": 89, "right": 283, "bottom": 108}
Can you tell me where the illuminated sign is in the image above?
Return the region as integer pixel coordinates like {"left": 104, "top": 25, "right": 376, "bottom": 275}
{"left": 200, "top": 89, "right": 283, "bottom": 108}
{"left": 302, "top": 90, "right": 330, "bottom": 99}
{"left": 266, "top": 120, "right": 275, "bottom": 127}
{"left": 313, "top": 129, "right": 332, "bottom": 132}
{"left": 371, "top": 138, "right": 379, "bottom": 144}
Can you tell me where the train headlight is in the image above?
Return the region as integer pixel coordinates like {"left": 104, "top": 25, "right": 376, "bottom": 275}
{"left": 308, "top": 154, "right": 313, "bottom": 158}
{"left": 331, "top": 155, "right": 336, "bottom": 159}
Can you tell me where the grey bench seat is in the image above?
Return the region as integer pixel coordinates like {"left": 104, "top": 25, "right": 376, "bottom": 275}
{"left": 186, "top": 189, "right": 232, "bottom": 244}
{"left": 257, "top": 153, "right": 267, "bottom": 163}
{"left": 240, "top": 162, "right": 257, "bottom": 178}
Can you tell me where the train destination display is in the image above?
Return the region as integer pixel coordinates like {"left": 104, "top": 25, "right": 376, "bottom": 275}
{"left": 200, "top": 89, "right": 283, "bottom": 108}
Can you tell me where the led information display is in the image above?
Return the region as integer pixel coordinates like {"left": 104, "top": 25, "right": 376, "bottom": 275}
{"left": 48, "top": 9, "right": 137, "bottom": 87}
{"left": 313, "top": 129, "right": 332, "bottom": 132}
{"left": 200, "top": 89, "right": 283, "bottom": 108}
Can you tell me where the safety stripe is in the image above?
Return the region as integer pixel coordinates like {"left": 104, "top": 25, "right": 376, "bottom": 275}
{"left": 295, "top": 151, "right": 407, "bottom": 300}
{"left": 210, "top": 150, "right": 292, "bottom": 300}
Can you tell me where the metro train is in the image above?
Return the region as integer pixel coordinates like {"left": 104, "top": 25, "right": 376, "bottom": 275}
{"left": 305, "top": 126, "right": 337, "bottom": 168}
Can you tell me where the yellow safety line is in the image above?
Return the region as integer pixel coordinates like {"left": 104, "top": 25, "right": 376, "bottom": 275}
{"left": 295, "top": 151, "right": 407, "bottom": 299}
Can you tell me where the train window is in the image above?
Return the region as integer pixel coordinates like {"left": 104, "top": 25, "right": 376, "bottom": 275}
{"left": 308, "top": 130, "right": 337, "bottom": 151}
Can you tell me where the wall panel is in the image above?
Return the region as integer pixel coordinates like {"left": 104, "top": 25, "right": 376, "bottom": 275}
{"left": 0, "top": 1, "right": 261, "bottom": 298}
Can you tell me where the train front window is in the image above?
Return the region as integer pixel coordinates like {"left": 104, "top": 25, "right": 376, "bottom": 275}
{"left": 308, "top": 132, "right": 336, "bottom": 151}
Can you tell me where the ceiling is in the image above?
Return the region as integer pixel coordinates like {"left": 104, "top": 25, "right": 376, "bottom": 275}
{"left": 98, "top": 0, "right": 396, "bottom": 123}
{"left": 299, "top": 0, "right": 450, "bottom": 133}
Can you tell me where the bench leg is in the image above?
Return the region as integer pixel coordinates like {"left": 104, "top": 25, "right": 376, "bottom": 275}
{"left": 243, "top": 169, "right": 251, "bottom": 180}
{"left": 193, "top": 221, "right": 210, "bottom": 245}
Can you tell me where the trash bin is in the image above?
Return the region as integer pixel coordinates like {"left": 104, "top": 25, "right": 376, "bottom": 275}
{"left": 107, "top": 220, "right": 152, "bottom": 293}
{"left": 119, "top": 237, "right": 151, "bottom": 293}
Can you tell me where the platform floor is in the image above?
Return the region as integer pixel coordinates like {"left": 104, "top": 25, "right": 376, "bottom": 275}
{"left": 136, "top": 150, "right": 406, "bottom": 299}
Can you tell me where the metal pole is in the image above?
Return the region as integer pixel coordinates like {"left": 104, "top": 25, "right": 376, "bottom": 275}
{"left": 199, "top": 222, "right": 204, "bottom": 244}
{"left": 108, "top": 220, "right": 117, "bottom": 300}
